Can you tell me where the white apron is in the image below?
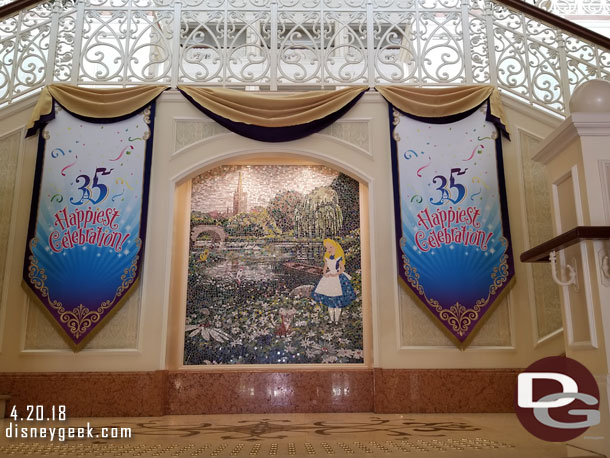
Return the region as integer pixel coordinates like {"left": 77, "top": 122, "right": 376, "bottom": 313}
{"left": 314, "top": 256, "right": 347, "bottom": 296}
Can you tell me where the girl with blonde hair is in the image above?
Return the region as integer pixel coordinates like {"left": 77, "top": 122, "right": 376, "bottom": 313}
{"left": 311, "top": 238, "right": 356, "bottom": 323}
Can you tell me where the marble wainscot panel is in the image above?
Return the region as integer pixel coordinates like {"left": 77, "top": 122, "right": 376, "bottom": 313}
{"left": 166, "top": 370, "right": 374, "bottom": 414}
{"left": 0, "top": 369, "right": 522, "bottom": 416}
{"left": 0, "top": 372, "right": 166, "bottom": 417}
{"left": 374, "top": 369, "right": 520, "bottom": 413}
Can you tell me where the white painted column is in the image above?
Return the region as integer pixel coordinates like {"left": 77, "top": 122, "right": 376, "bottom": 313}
{"left": 533, "top": 80, "right": 610, "bottom": 457}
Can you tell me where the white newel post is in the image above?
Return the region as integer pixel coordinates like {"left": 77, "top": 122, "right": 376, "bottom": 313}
{"left": 533, "top": 79, "right": 610, "bottom": 457}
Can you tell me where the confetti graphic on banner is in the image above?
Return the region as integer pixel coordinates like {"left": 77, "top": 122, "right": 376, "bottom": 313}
{"left": 23, "top": 104, "right": 156, "bottom": 350}
{"left": 110, "top": 146, "right": 132, "bottom": 161}
{"left": 389, "top": 106, "right": 514, "bottom": 347}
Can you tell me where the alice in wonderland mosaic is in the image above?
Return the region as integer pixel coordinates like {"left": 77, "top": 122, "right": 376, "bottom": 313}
{"left": 184, "top": 165, "right": 363, "bottom": 365}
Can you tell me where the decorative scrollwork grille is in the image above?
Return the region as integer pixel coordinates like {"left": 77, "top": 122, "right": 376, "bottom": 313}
{"left": 0, "top": 0, "right": 608, "bottom": 117}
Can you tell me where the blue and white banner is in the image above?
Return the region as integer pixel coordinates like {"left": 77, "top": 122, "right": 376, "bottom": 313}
{"left": 23, "top": 103, "right": 155, "bottom": 349}
{"left": 389, "top": 103, "right": 515, "bottom": 347}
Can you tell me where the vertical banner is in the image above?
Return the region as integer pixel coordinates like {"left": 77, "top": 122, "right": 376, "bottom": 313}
{"left": 389, "top": 103, "right": 514, "bottom": 347}
{"left": 23, "top": 103, "right": 155, "bottom": 349}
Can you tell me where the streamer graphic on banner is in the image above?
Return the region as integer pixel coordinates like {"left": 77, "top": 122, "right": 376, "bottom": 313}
{"left": 389, "top": 104, "right": 514, "bottom": 347}
{"left": 23, "top": 104, "right": 155, "bottom": 350}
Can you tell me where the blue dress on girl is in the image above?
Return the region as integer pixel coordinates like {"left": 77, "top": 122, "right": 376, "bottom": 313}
{"left": 311, "top": 254, "right": 356, "bottom": 308}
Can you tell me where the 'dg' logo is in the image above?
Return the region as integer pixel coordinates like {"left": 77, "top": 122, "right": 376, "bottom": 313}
{"left": 515, "top": 356, "right": 600, "bottom": 442}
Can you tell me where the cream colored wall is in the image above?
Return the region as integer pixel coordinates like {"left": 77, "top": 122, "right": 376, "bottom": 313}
{"left": 535, "top": 117, "right": 610, "bottom": 375}
{"left": 531, "top": 111, "right": 610, "bottom": 457}
{"left": 0, "top": 127, "right": 23, "bottom": 358}
{"left": 0, "top": 99, "right": 164, "bottom": 371}
{"left": 0, "top": 90, "right": 565, "bottom": 371}
{"left": 518, "top": 130, "right": 563, "bottom": 341}
{"left": 382, "top": 97, "right": 564, "bottom": 367}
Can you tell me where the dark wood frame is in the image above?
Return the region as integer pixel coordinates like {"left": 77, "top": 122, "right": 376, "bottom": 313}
{"left": 0, "top": 0, "right": 42, "bottom": 20}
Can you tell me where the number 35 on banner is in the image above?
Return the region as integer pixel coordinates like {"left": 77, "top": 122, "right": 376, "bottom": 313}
{"left": 22, "top": 103, "right": 156, "bottom": 349}
{"left": 389, "top": 104, "right": 514, "bottom": 347}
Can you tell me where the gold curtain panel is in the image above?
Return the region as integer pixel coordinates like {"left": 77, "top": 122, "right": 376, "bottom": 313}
{"left": 376, "top": 85, "right": 510, "bottom": 135}
{"left": 178, "top": 85, "right": 369, "bottom": 127}
{"left": 27, "top": 84, "right": 168, "bottom": 132}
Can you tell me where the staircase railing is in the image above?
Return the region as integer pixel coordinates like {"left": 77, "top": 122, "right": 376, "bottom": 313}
{"left": 1, "top": 0, "right": 609, "bottom": 118}
{"left": 521, "top": 0, "right": 610, "bottom": 17}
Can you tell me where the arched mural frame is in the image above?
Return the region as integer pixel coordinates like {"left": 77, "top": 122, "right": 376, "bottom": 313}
{"left": 164, "top": 131, "right": 377, "bottom": 370}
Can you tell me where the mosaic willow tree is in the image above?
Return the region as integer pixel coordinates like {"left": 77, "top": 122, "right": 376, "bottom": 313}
{"left": 294, "top": 187, "right": 343, "bottom": 239}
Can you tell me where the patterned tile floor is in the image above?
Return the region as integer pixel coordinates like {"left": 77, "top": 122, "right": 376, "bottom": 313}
{"left": 0, "top": 413, "right": 604, "bottom": 457}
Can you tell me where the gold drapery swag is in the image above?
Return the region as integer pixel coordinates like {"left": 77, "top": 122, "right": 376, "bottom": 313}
{"left": 376, "top": 85, "right": 510, "bottom": 136}
{"left": 178, "top": 85, "right": 369, "bottom": 127}
{"left": 26, "top": 84, "right": 168, "bottom": 135}
{"left": 27, "top": 84, "right": 510, "bottom": 136}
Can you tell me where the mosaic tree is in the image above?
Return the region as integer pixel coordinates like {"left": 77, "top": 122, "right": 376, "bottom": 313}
{"left": 268, "top": 190, "right": 304, "bottom": 233}
{"left": 331, "top": 173, "right": 360, "bottom": 235}
{"left": 294, "top": 186, "right": 343, "bottom": 239}
{"left": 224, "top": 207, "right": 281, "bottom": 237}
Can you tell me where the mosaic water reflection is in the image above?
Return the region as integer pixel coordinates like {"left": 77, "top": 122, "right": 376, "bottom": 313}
{"left": 195, "top": 241, "right": 324, "bottom": 287}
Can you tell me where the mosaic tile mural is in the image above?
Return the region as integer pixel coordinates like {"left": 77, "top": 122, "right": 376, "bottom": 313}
{"left": 184, "top": 165, "right": 363, "bottom": 365}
